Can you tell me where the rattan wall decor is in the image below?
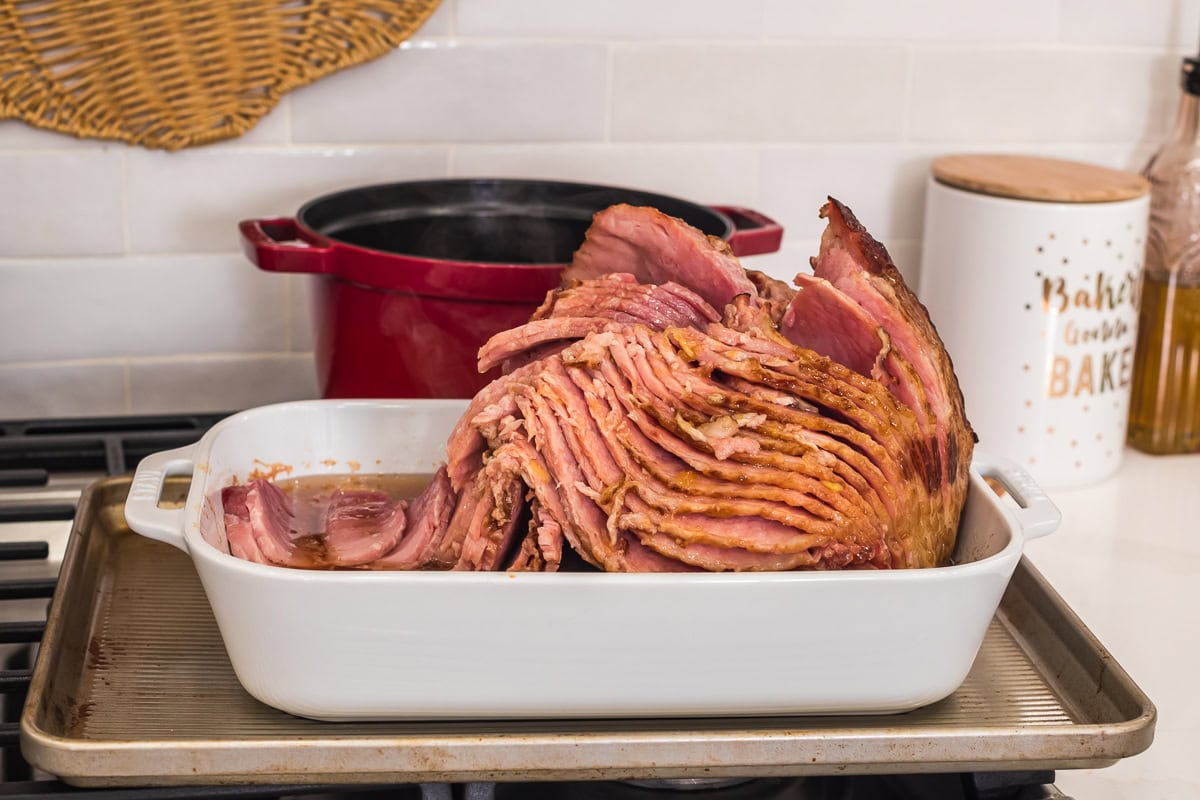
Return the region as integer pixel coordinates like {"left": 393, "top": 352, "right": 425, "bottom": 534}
{"left": 0, "top": 0, "right": 442, "bottom": 150}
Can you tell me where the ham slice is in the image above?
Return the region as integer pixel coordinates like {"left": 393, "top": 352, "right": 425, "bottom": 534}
{"left": 564, "top": 204, "right": 757, "bottom": 311}
{"left": 780, "top": 273, "right": 886, "bottom": 379}
{"left": 222, "top": 480, "right": 313, "bottom": 569}
{"left": 373, "top": 466, "right": 455, "bottom": 569}
{"left": 323, "top": 490, "right": 407, "bottom": 567}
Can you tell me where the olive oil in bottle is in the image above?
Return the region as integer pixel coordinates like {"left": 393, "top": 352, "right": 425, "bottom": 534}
{"left": 1128, "top": 274, "right": 1200, "bottom": 452}
{"left": 1128, "top": 56, "right": 1200, "bottom": 454}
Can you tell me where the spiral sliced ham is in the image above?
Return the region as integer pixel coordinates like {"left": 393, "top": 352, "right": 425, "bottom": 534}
{"left": 222, "top": 198, "right": 974, "bottom": 572}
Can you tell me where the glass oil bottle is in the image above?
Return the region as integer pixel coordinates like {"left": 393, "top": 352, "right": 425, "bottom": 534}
{"left": 1128, "top": 56, "right": 1200, "bottom": 454}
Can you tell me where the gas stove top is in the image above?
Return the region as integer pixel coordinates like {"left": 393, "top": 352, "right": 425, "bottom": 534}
{"left": 0, "top": 413, "right": 1074, "bottom": 799}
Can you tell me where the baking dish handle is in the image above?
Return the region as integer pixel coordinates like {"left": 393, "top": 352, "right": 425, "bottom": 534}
{"left": 975, "top": 455, "right": 1062, "bottom": 541}
{"left": 124, "top": 445, "right": 196, "bottom": 553}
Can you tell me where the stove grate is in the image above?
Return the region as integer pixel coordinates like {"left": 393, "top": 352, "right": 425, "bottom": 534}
{"left": 0, "top": 414, "right": 230, "bottom": 485}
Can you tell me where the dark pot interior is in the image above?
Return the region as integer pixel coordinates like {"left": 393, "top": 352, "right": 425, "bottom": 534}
{"left": 297, "top": 178, "right": 734, "bottom": 265}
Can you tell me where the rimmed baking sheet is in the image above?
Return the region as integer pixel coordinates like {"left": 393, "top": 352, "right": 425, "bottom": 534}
{"left": 21, "top": 478, "right": 1154, "bottom": 787}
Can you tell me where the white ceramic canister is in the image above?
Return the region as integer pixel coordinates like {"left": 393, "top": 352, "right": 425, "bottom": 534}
{"left": 919, "top": 155, "right": 1150, "bottom": 490}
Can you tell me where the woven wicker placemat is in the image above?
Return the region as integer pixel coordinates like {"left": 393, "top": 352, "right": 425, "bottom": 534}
{"left": 0, "top": 0, "right": 442, "bottom": 150}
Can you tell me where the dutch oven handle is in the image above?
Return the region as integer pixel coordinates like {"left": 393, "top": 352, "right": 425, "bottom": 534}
{"left": 710, "top": 206, "right": 784, "bottom": 258}
{"left": 239, "top": 217, "right": 334, "bottom": 274}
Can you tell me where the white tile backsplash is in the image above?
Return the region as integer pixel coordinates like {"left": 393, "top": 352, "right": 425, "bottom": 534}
{"left": 452, "top": 144, "right": 760, "bottom": 207}
{"left": 758, "top": 146, "right": 937, "bottom": 244}
{"left": 288, "top": 276, "right": 316, "bottom": 353}
{"left": 0, "top": 255, "right": 288, "bottom": 362}
{"left": 884, "top": 241, "right": 923, "bottom": 288}
{"left": 126, "top": 146, "right": 449, "bottom": 253}
{"left": 290, "top": 42, "right": 608, "bottom": 143}
{"left": 1059, "top": 0, "right": 1200, "bottom": 47}
{"left": 456, "top": 0, "right": 765, "bottom": 39}
{"left": 2, "top": 0, "right": 1196, "bottom": 418}
{"left": 128, "top": 355, "right": 318, "bottom": 414}
{"left": 0, "top": 152, "right": 125, "bottom": 257}
{"left": 612, "top": 44, "right": 910, "bottom": 142}
{"left": 763, "top": 0, "right": 1058, "bottom": 43}
{"left": 0, "top": 363, "right": 128, "bottom": 418}
{"left": 908, "top": 47, "right": 1176, "bottom": 144}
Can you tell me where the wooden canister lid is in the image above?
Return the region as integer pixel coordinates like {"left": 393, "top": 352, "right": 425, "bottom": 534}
{"left": 932, "top": 154, "right": 1149, "bottom": 203}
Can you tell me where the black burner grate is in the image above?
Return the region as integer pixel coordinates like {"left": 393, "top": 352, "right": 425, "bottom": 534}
{"left": 0, "top": 413, "right": 231, "bottom": 487}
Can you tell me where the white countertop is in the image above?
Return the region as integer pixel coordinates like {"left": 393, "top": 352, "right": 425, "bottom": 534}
{"left": 1023, "top": 449, "right": 1199, "bottom": 800}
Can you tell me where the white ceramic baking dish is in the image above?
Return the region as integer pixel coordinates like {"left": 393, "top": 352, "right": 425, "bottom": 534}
{"left": 124, "top": 399, "right": 1060, "bottom": 722}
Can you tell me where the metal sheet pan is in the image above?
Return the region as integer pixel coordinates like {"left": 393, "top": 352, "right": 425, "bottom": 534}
{"left": 21, "top": 478, "right": 1155, "bottom": 788}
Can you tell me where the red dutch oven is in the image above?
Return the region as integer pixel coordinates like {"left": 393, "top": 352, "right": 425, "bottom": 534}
{"left": 239, "top": 178, "right": 784, "bottom": 399}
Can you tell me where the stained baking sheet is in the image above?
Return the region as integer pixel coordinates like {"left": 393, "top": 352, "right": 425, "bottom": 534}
{"left": 21, "top": 478, "right": 1155, "bottom": 787}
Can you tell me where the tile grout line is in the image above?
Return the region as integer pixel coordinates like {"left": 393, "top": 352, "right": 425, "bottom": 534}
{"left": 282, "top": 95, "right": 294, "bottom": 147}
{"left": 603, "top": 43, "right": 615, "bottom": 143}
{"left": 282, "top": 276, "right": 294, "bottom": 351}
{"left": 122, "top": 361, "right": 132, "bottom": 414}
{"left": 378, "top": 34, "right": 1171, "bottom": 54}
{"left": 0, "top": 352, "right": 316, "bottom": 370}
{"left": 900, "top": 44, "right": 916, "bottom": 144}
{"left": 37, "top": 140, "right": 1146, "bottom": 156}
{"left": 119, "top": 149, "right": 132, "bottom": 255}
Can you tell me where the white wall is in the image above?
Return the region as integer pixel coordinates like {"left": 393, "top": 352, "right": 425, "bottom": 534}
{"left": 1, "top": 0, "right": 1195, "bottom": 417}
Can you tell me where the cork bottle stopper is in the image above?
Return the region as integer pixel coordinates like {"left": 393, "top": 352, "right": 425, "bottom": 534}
{"left": 932, "top": 154, "right": 1149, "bottom": 203}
